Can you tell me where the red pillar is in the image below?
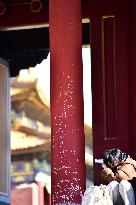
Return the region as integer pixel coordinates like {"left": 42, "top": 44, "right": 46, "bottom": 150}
{"left": 49, "top": 0, "right": 86, "bottom": 204}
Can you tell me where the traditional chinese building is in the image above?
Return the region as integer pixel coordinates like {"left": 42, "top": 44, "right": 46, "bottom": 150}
{"left": 10, "top": 72, "right": 51, "bottom": 205}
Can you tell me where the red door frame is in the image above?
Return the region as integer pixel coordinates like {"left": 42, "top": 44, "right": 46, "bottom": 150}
{"left": 87, "top": 1, "right": 129, "bottom": 184}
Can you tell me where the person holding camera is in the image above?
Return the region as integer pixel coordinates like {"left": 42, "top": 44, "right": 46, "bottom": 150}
{"left": 101, "top": 148, "right": 136, "bottom": 205}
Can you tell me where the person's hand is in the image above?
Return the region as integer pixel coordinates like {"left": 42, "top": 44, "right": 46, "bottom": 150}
{"left": 101, "top": 167, "right": 112, "bottom": 178}
{"left": 102, "top": 163, "right": 107, "bottom": 169}
{"left": 107, "top": 171, "right": 115, "bottom": 180}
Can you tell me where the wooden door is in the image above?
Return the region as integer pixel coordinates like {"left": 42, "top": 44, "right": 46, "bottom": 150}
{"left": 89, "top": 2, "right": 128, "bottom": 184}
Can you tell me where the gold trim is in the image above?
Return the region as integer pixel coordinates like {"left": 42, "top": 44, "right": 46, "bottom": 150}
{"left": 30, "top": 0, "right": 42, "bottom": 13}
{"left": 0, "top": 23, "right": 49, "bottom": 31}
{"left": 0, "top": 2, "right": 6, "bottom": 16}
{"left": 82, "top": 18, "right": 90, "bottom": 23}
{"left": 11, "top": 171, "right": 33, "bottom": 177}
{"left": 82, "top": 45, "right": 90, "bottom": 48}
{"left": 102, "top": 16, "right": 106, "bottom": 139}
{"left": 8, "top": 2, "right": 29, "bottom": 6}
{"left": 102, "top": 15, "right": 115, "bottom": 19}
{"left": 102, "top": 15, "right": 117, "bottom": 140}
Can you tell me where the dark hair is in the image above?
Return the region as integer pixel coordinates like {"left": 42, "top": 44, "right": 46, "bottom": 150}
{"left": 103, "top": 148, "right": 128, "bottom": 167}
